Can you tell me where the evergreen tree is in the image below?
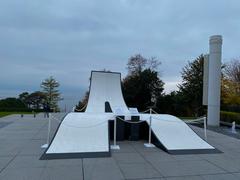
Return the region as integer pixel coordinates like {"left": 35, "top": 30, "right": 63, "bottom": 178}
{"left": 177, "top": 55, "right": 204, "bottom": 116}
{"left": 41, "top": 76, "right": 61, "bottom": 111}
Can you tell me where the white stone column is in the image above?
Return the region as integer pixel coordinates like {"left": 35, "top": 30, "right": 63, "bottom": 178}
{"left": 207, "top": 35, "right": 222, "bottom": 126}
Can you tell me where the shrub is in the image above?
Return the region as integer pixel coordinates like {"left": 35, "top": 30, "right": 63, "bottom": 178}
{"left": 220, "top": 111, "right": 240, "bottom": 124}
{"left": 221, "top": 105, "right": 240, "bottom": 113}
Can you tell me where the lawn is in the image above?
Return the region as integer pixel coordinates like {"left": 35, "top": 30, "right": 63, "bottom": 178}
{"left": 0, "top": 112, "right": 34, "bottom": 118}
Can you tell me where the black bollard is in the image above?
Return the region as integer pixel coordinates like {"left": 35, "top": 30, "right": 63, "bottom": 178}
{"left": 130, "top": 116, "right": 140, "bottom": 141}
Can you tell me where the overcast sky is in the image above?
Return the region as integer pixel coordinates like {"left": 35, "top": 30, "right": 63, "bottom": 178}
{"left": 1, "top": 0, "right": 240, "bottom": 110}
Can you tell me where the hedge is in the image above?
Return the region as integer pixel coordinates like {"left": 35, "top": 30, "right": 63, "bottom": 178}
{"left": 220, "top": 111, "right": 240, "bottom": 125}
{"left": 221, "top": 105, "right": 240, "bottom": 113}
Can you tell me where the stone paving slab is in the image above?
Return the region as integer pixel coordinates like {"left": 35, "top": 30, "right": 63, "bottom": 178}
{"left": 40, "top": 166, "right": 83, "bottom": 180}
{"left": 0, "top": 157, "right": 12, "bottom": 172}
{"left": 83, "top": 158, "right": 124, "bottom": 180}
{"left": 112, "top": 152, "right": 146, "bottom": 164}
{"left": 118, "top": 162, "right": 162, "bottom": 179}
{"left": 0, "top": 167, "right": 44, "bottom": 180}
{"left": 0, "top": 113, "right": 240, "bottom": 180}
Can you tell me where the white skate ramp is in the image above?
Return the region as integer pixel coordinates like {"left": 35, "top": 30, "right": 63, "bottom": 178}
{"left": 140, "top": 114, "right": 216, "bottom": 154}
{"left": 42, "top": 113, "right": 114, "bottom": 159}
{"left": 86, "top": 71, "right": 129, "bottom": 113}
{"left": 42, "top": 71, "right": 127, "bottom": 159}
{"left": 42, "top": 71, "right": 217, "bottom": 159}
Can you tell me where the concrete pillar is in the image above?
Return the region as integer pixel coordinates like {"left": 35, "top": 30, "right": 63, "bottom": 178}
{"left": 207, "top": 35, "right": 222, "bottom": 126}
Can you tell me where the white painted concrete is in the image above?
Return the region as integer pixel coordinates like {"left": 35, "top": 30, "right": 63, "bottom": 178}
{"left": 140, "top": 114, "right": 214, "bottom": 150}
{"left": 86, "top": 71, "right": 129, "bottom": 114}
{"left": 46, "top": 113, "right": 114, "bottom": 154}
{"left": 47, "top": 71, "right": 215, "bottom": 155}
{"left": 207, "top": 35, "right": 222, "bottom": 126}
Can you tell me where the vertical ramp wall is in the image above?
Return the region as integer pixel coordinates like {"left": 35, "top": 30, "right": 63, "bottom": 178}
{"left": 86, "top": 71, "right": 129, "bottom": 113}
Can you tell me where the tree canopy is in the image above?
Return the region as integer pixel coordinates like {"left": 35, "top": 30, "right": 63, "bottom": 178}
{"left": 0, "top": 98, "right": 27, "bottom": 111}
{"left": 177, "top": 55, "right": 204, "bottom": 116}
{"left": 41, "top": 76, "right": 61, "bottom": 111}
{"left": 222, "top": 59, "right": 240, "bottom": 105}
{"left": 123, "top": 54, "right": 164, "bottom": 111}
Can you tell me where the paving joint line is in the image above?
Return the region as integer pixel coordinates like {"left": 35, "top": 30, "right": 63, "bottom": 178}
{"left": 129, "top": 142, "right": 164, "bottom": 178}
{"left": 111, "top": 152, "right": 128, "bottom": 180}
{"left": 81, "top": 158, "right": 85, "bottom": 180}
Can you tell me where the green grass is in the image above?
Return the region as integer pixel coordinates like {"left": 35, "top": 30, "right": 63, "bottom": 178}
{"left": 0, "top": 111, "right": 34, "bottom": 118}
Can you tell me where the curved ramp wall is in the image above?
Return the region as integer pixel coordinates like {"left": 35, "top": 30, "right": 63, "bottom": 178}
{"left": 86, "top": 71, "right": 129, "bottom": 114}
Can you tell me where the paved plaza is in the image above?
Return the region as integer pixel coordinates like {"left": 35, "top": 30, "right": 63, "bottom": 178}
{"left": 0, "top": 114, "right": 240, "bottom": 180}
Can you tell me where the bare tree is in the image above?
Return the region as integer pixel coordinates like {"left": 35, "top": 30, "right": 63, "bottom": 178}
{"left": 127, "top": 54, "right": 147, "bottom": 75}
{"left": 148, "top": 57, "right": 162, "bottom": 72}
{"left": 127, "top": 54, "right": 161, "bottom": 75}
{"left": 223, "top": 59, "right": 240, "bottom": 83}
{"left": 222, "top": 59, "right": 240, "bottom": 105}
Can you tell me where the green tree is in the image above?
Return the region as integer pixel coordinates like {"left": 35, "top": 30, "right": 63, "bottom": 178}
{"left": 177, "top": 55, "right": 204, "bottom": 116}
{"left": 27, "top": 91, "right": 46, "bottom": 110}
{"left": 123, "top": 54, "right": 164, "bottom": 111}
{"left": 156, "top": 91, "right": 186, "bottom": 116}
{"left": 0, "top": 98, "right": 27, "bottom": 111}
{"left": 18, "top": 92, "right": 30, "bottom": 107}
{"left": 75, "top": 91, "right": 89, "bottom": 112}
{"left": 41, "top": 76, "right": 61, "bottom": 111}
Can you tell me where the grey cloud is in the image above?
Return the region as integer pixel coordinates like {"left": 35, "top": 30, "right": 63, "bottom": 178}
{"left": 0, "top": 0, "right": 240, "bottom": 109}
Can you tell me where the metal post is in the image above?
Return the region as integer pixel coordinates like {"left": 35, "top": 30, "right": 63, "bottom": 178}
{"left": 204, "top": 117, "right": 207, "bottom": 140}
{"left": 47, "top": 113, "right": 51, "bottom": 145}
{"left": 110, "top": 116, "right": 120, "bottom": 150}
{"left": 148, "top": 108, "right": 152, "bottom": 144}
{"left": 41, "top": 113, "right": 51, "bottom": 148}
{"left": 114, "top": 117, "right": 117, "bottom": 146}
{"left": 144, "top": 108, "right": 155, "bottom": 148}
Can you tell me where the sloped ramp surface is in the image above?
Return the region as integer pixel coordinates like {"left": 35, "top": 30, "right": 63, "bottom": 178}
{"left": 41, "top": 113, "right": 114, "bottom": 159}
{"left": 140, "top": 114, "right": 218, "bottom": 154}
{"left": 86, "top": 71, "right": 129, "bottom": 113}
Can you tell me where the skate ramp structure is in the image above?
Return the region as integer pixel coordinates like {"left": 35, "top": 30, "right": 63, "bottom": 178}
{"left": 41, "top": 113, "right": 114, "bottom": 159}
{"left": 41, "top": 71, "right": 217, "bottom": 159}
{"left": 86, "top": 71, "right": 129, "bottom": 114}
{"left": 140, "top": 114, "right": 216, "bottom": 154}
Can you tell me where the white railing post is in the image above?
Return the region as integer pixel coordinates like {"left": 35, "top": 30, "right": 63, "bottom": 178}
{"left": 149, "top": 108, "right": 152, "bottom": 144}
{"left": 144, "top": 108, "right": 155, "bottom": 148}
{"left": 41, "top": 113, "right": 52, "bottom": 148}
{"left": 47, "top": 113, "right": 52, "bottom": 145}
{"left": 204, "top": 117, "right": 207, "bottom": 140}
{"left": 111, "top": 116, "right": 120, "bottom": 150}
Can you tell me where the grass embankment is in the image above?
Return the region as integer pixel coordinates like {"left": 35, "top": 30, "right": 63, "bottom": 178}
{"left": 0, "top": 112, "right": 34, "bottom": 118}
